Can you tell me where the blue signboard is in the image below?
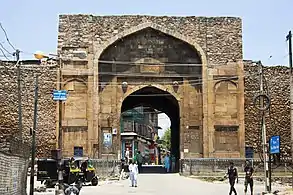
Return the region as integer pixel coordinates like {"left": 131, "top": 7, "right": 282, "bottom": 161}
{"left": 245, "top": 147, "right": 254, "bottom": 159}
{"left": 270, "top": 135, "right": 280, "bottom": 154}
{"left": 53, "top": 90, "right": 67, "bottom": 101}
{"left": 74, "top": 147, "right": 83, "bottom": 157}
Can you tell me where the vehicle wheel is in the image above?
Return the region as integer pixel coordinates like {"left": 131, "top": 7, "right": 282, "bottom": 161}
{"left": 44, "top": 180, "right": 55, "bottom": 188}
{"left": 75, "top": 178, "right": 83, "bottom": 187}
{"left": 91, "top": 177, "right": 98, "bottom": 186}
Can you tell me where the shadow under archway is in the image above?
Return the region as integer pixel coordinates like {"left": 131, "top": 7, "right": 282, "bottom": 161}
{"left": 121, "top": 86, "right": 180, "bottom": 172}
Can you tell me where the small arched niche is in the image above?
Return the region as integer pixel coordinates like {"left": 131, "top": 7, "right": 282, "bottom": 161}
{"left": 214, "top": 80, "right": 238, "bottom": 119}
{"left": 63, "top": 79, "right": 88, "bottom": 120}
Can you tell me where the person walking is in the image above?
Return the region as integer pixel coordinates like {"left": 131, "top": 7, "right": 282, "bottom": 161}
{"left": 164, "top": 153, "right": 171, "bottom": 173}
{"left": 244, "top": 160, "right": 254, "bottom": 195}
{"left": 135, "top": 151, "right": 143, "bottom": 173}
{"left": 128, "top": 160, "right": 138, "bottom": 187}
{"left": 171, "top": 154, "right": 176, "bottom": 173}
{"left": 226, "top": 161, "right": 238, "bottom": 195}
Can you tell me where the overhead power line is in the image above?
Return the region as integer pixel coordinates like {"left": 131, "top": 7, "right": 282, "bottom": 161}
{"left": 98, "top": 59, "right": 205, "bottom": 66}
{"left": 0, "top": 47, "right": 10, "bottom": 60}
{"left": 0, "top": 22, "right": 16, "bottom": 51}
{"left": 0, "top": 42, "right": 13, "bottom": 55}
{"left": 0, "top": 73, "right": 258, "bottom": 85}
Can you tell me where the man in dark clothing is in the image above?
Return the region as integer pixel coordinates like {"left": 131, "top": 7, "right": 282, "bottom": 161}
{"left": 135, "top": 151, "right": 143, "bottom": 173}
{"left": 80, "top": 160, "right": 88, "bottom": 178}
{"left": 227, "top": 162, "right": 238, "bottom": 195}
{"left": 244, "top": 161, "right": 254, "bottom": 195}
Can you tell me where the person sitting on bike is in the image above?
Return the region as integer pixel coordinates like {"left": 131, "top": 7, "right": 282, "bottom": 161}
{"left": 87, "top": 159, "right": 94, "bottom": 169}
{"left": 69, "top": 157, "right": 76, "bottom": 169}
{"left": 81, "top": 160, "right": 88, "bottom": 175}
{"left": 69, "top": 157, "right": 79, "bottom": 173}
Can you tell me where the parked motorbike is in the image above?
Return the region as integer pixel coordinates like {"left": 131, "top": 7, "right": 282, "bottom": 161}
{"left": 63, "top": 180, "right": 82, "bottom": 195}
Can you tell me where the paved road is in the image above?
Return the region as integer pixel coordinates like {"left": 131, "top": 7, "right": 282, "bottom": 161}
{"left": 79, "top": 174, "right": 286, "bottom": 195}
{"left": 31, "top": 174, "right": 288, "bottom": 195}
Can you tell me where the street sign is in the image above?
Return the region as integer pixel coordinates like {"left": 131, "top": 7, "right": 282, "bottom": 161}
{"left": 270, "top": 135, "right": 280, "bottom": 154}
{"left": 53, "top": 90, "right": 67, "bottom": 101}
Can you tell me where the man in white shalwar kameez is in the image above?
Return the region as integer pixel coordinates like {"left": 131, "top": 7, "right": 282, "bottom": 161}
{"left": 128, "top": 160, "right": 138, "bottom": 187}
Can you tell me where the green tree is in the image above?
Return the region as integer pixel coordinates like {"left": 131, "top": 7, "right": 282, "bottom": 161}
{"left": 161, "top": 128, "right": 171, "bottom": 150}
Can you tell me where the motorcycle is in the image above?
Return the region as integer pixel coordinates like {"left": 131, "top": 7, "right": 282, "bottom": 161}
{"left": 63, "top": 179, "right": 82, "bottom": 195}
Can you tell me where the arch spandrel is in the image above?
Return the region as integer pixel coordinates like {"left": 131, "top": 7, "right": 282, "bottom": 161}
{"left": 94, "top": 22, "right": 207, "bottom": 67}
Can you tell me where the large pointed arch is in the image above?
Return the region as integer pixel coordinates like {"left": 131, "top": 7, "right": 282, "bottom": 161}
{"left": 94, "top": 22, "right": 207, "bottom": 66}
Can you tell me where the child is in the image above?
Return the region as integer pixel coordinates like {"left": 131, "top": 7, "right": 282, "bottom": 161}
{"left": 128, "top": 159, "right": 138, "bottom": 187}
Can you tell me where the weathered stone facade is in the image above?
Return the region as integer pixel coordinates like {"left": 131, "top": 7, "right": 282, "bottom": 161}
{"left": 244, "top": 60, "right": 291, "bottom": 157}
{"left": 57, "top": 15, "right": 245, "bottom": 159}
{"left": 0, "top": 61, "right": 57, "bottom": 157}
{"left": 2, "top": 15, "right": 290, "bottom": 160}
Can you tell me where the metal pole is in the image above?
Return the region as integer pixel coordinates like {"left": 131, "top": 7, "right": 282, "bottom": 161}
{"left": 58, "top": 58, "right": 63, "bottom": 151}
{"left": 269, "top": 151, "right": 272, "bottom": 192}
{"left": 56, "top": 59, "right": 63, "bottom": 194}
{"left": 29, "top": 74, "right": 38, "bottom": 195}
{"left": 286, "top": 30, "right": 293, "bottom": 189}
{"left": 15, "top": 49, "right": 23, "bottom": 141}
{"left": 259, "top": 61, "right": 270, "bottom": 192}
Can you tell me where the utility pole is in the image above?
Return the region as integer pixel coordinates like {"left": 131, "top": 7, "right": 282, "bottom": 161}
{"left": 286, "top": 30, "right": 293, "bottom": 188}
{"left": 14, "top": 49, "right": 23, "bottom": 141}
{"left": 29, "top": 74, "right": 38, "bottom": 195}
{"left": 58, "top": 58, "right": 63, "bottom": 154}
{"left": 258, "top": 61, "right": 270, "bottom": 193}
{"left": 56, "top": 57, "right": 63, "bottom": 195}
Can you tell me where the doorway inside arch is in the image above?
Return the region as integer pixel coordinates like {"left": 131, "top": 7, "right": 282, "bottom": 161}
{"left": 120, "top": 86, "right": 180, "bottom": 173}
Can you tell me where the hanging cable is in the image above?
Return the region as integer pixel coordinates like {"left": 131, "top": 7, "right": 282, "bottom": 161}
{"left": 0, "top": 42, "right": 13, "bottom": 56}
{"left": 0, "top": 22, "right": 16, "bottom": 51}
{"left": 0, "top": 47, "right": 10, "bottom": 60}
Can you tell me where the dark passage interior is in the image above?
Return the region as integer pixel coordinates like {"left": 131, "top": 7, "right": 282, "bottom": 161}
{"left": 121, "top": 86, "right": 180, "bottom": 172}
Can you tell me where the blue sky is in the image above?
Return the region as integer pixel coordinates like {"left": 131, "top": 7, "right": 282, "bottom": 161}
{"left": 0, "top": 0, "right": 292, "bottom": 65}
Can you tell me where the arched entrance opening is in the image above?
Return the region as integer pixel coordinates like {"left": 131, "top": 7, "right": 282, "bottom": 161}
{"left": 96, "top": 24, "right": 205, "bottom": 165}
{"left": 120, "top": 86, "right": 180, "bottom": 172}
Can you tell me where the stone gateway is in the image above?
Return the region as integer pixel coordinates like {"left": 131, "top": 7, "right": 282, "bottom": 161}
{"left": 57, "top": 15, "right": 245, "bottom": 159}
{"left": 1, "top": 15, "right": 291, "bottom": 162}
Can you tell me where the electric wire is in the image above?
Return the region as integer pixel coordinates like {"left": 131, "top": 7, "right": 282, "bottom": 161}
{"left": 263, "top": 69, "right": 290, "bottom": 167}
{"left": 0, "top": 22, "right": 16, "bottom": 51}
{"left": 0, "top": 42, "right": 13, "bottom": 56}
{"left": 98, "top": 59, "right": 206, "bottom": 66}
{"left": 0, "top": 47, "right": 10, "bottom": 60}
{"left": 255, "top": 63, "right": 288, "bottom": 167}
{"left": 2, "top": 70, "right": 257, "bottom": 86}
{"left": 1, "top": 55, "right": 288, "bottom": 156}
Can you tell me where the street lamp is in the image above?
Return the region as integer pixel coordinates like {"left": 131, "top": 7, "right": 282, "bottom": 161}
{"left": 34, "top": 51, "right": 64, "bottom": 195}
{"left": 34, "top": 51, "right": 49, "bottom": 60}
{"left": 34, "top": 50, "right": 87, "bottom": 194}
{"left": 122, "top": 81, "right": 128, "bottom": 93}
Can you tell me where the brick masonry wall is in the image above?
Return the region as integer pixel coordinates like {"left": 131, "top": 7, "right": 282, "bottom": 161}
{"left": 0, "top": 136, "right": 30, "bottom": 195}
{"left": 0, "top": 61, "right": 57, "bottom": 157}
{"left": 0, "top": 152, "right": 29, "bottom": 195}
